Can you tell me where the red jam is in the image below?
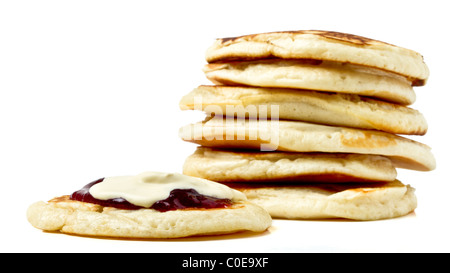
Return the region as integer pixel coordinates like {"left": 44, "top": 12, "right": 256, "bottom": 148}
{"left": 151, "top": 188, "right": 233, "bottom": 212}
{"left": 69, "top": 178, "right": 233, "bottom": 212}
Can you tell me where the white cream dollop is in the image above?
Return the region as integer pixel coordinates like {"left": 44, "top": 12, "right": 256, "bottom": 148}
{"left": 89, "top": 171, "right": 246, "bottom": 208}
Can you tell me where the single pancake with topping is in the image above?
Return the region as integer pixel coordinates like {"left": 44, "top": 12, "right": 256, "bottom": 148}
{"left": 27, "top": 172, "right": 272, "bottom": 239}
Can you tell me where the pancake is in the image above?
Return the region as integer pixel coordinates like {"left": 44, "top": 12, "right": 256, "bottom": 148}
{"left": 27, "top": 196, "right": 272, "bottom": 239}
{"left": 226, "top": 180, "right": 417, "bottom": 221}
{"left": 183, "top": 147, "right": 397, "bottom": 183}
{"left": 178, "top": 117, "right": 436, "bottom": 171}
{"left": 205, "top": 30, "right": 429, "bottom": 86}
{"left": 204, "top": 59, "right": 415, "bottom": 105}
{"left": 27, "top": 171, "right": 272, "bottom": 238}
{"left": 180, "top": 85, "right": 427, "bottom": 135}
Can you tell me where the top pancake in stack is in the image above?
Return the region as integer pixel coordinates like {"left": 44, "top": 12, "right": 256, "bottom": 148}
{"left": 179, "top": 30, "right": 435, "bottom": 220}
{"left": 205, "top": 30, "right": 429, "bottom": 88}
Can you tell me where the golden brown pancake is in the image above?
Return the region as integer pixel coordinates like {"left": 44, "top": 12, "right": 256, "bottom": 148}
{"left": 179, "top": 117, "right": 436, "bottom": 171}
{"left": 27, "top": 195, "right": 272, "bottom": 239}
{"left": 206, "top": 30, "right": 429, "bottom": 85}
{"left": 183, "top": 147, "right": 398, "bottom": 183}
{"left": 203, "top": 59, "right": 416, "bottom": 105}
{"left": 225, "top": 180, "right": 417, "bottom": 221}
{"left": 180, "top": 85, "right": 427, "bottom": 134}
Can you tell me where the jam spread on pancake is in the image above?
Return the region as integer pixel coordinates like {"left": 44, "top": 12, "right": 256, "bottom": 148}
{"left": 70, "top": 178, "right": 142, "bottom": 210}
{"left": 70, "top": 178, "right": 233, "bottom": 212}
{"left": 151, "top": 188, "right": 232, "bottom": 212}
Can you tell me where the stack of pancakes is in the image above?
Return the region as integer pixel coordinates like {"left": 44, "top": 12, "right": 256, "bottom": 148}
{"left": 178, "top": 30, "right": 436, "bottom": 220}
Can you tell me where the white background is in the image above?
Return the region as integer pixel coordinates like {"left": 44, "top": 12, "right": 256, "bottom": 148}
{"left": 1, "top": 0, "right": 449, "bottom": 253}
